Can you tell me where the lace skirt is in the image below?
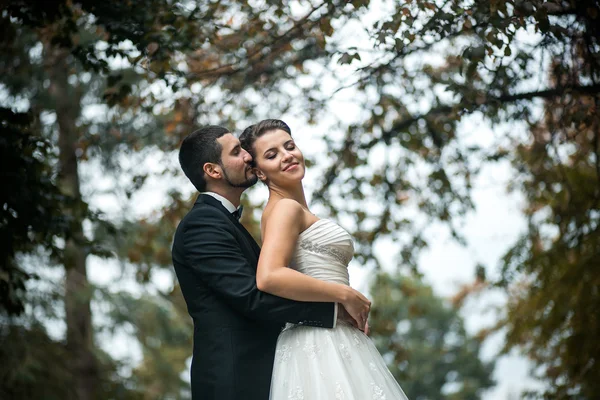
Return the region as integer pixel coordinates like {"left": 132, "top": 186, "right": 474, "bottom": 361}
{"left": 270, "top": 321, "right": 409, "bottom": 399}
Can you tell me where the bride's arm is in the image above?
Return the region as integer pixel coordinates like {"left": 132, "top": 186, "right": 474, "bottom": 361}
{"left": 257, "top": 199, "right": 361, "bottom": 306}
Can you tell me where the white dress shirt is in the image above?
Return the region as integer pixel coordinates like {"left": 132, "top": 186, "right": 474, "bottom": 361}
{"left": 201, "top": 191, "right": 239, "bottom": 213}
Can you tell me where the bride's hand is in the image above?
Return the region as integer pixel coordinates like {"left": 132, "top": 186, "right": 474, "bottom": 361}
{"left": 339, "top": 286, "right": 371, "bottom": 330}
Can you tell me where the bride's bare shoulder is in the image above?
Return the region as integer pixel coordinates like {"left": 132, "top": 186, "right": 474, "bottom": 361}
{"left": 261, "top": 199, "right": 306, "bottom": 232}
{"left": 263, "top": 199, "right": 302, "bottom": 221}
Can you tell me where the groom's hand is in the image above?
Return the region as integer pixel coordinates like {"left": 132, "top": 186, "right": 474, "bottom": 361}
{"left": 337, "top": 304, "right": 357, "bottom": 327}
{"left": 338, "top": 305, "right": 369, "bottom": 334}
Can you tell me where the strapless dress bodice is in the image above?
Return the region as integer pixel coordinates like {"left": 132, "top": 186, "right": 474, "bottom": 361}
{"left": 290, "top": 219, "right": 354, "bottom": 286}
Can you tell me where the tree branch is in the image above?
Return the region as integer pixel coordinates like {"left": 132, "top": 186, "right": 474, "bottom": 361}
{"left": 186, "top": 2, "right": 328, "bottom": 79}
{"left": 495, "top": 83, "right": 600, "bottom": 103}
{"left": 372, "top": 84, "right": 600, "bottom": 147}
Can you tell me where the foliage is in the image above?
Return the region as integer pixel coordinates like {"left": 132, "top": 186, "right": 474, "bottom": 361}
{"left": 283, "top": 1, "right": 598, "bottom": 397}
{"left": 0, "top": 322, "right": 75, "bottom": 400}
{"left": 1, "top": 1, "right": 214, "bottom": 398}
{"left": 498, "top": 61, "right": 600, "bottom": 398}
{"left": 309, "top": 0, "right": 600, "bottom": 271}
{"left": 99, "top": 285, "right": 193, "bottom": 399}
{"left": 2, "top": 0, "right": 366, "bottom": 397}
{"left": 369, "top": 272, "right": 495, "bottom": 399}
{"left": 4, "top": 0, "right": 205, "bottom": 80}
{"left": 0, "top": 108, "right": 66, "bottom": 315}
{"left": 0, "top": 319, "right": 138, "bottom": 400}
{"left": 2, "top": 0, "right": 599, "bottom": 398}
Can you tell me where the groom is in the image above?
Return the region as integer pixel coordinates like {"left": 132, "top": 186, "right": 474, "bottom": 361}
{"left": 172, "top": 126, "right": 338, "bottom": 400}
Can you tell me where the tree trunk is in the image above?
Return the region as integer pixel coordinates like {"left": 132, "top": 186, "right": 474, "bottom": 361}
{"left": 45, "top": 45, "right": 98, "bottom": 400}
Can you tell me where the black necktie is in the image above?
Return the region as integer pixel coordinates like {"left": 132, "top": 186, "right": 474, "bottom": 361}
{"left": 231, "top": 205, "right": 243, "bottom": 220}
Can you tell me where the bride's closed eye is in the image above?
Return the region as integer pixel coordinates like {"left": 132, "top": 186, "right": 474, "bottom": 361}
{"left": 264, "top": 142, "right": 296, "bottom": 160}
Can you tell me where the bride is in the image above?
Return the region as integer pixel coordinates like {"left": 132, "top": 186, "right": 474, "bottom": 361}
{"left": 240, "top": 119, "right": 409, "bottom": 399}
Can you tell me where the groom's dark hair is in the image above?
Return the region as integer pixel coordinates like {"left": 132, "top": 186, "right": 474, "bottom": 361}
{"left": 240, "top": 119, "right": 292, "bottom": 164}
{"left": 179, "top": 125, "right": 230, "bottom": 192}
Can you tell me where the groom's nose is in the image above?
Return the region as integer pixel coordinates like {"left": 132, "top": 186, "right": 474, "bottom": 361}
{"left": 242, "top": 149, "right": 253, "bottom": 164}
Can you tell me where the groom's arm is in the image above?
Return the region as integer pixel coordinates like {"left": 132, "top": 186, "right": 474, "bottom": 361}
{"left": 182, "top": 207, "right": 336, "bottom": 328}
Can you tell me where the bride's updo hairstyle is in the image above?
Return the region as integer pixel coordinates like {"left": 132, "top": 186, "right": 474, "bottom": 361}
{"left": 239, "top": 119, "right": 292, "bottom": 166}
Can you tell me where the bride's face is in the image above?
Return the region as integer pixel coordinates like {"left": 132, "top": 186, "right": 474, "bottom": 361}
{"left": 251, "top": 129, "right": 305, "bottom": 185}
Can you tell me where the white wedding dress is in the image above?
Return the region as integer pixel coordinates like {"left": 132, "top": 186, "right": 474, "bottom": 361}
{"left": 270, "top": 219, "right": 409, "bottom": 400}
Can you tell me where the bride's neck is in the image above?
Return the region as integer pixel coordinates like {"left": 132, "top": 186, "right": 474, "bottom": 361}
{"left": 268, "top": 183, "right": 309, "bottom": 209}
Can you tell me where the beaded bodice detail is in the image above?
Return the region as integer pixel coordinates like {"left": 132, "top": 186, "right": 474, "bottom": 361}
{"left": 291, "top": 219, "right": 354, "bottom": 285}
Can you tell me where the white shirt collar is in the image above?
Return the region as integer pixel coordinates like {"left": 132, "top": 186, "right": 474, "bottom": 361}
{"left": 201, "top": 192, "right": 238, "bottom": 213}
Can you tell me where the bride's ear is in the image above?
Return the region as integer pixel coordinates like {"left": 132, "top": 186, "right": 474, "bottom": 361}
{"left": 254, "top": 168, "right": 267, "bottom": 182}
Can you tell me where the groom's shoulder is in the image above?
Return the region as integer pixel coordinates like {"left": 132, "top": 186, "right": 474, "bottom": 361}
{"left": 177, "top": 202, "right": 236, "bottom": 234}
{"left": 174, "top": 205, "right": 232, "bottom": 244}
{"left": 184, "top": 202, "right": 229, "bottom": 224}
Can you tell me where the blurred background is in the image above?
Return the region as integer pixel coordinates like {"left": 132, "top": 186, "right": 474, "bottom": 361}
{"left": 1, "top": 1, "right": 599, "bottom": 399}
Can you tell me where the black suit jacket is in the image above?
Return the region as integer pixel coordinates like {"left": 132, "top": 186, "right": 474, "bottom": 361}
{"left": 172, "top": 194, "right": 335, "bottom": 400}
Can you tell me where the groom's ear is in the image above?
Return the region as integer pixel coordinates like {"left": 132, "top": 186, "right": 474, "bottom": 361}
{"left": 203, "top": 162, "right": 222, "bottom": 179}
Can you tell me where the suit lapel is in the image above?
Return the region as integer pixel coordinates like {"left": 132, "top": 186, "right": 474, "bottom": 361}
{"left": 233, "top": 219, "right": 261, "bottom": 258}
{"left": 196, "top": 194, "right": 261, "bottom": 260}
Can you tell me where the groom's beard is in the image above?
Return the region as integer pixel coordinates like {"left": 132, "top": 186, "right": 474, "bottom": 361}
{"left": 221, "top": 165, "right": 258, "bottom": 189}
